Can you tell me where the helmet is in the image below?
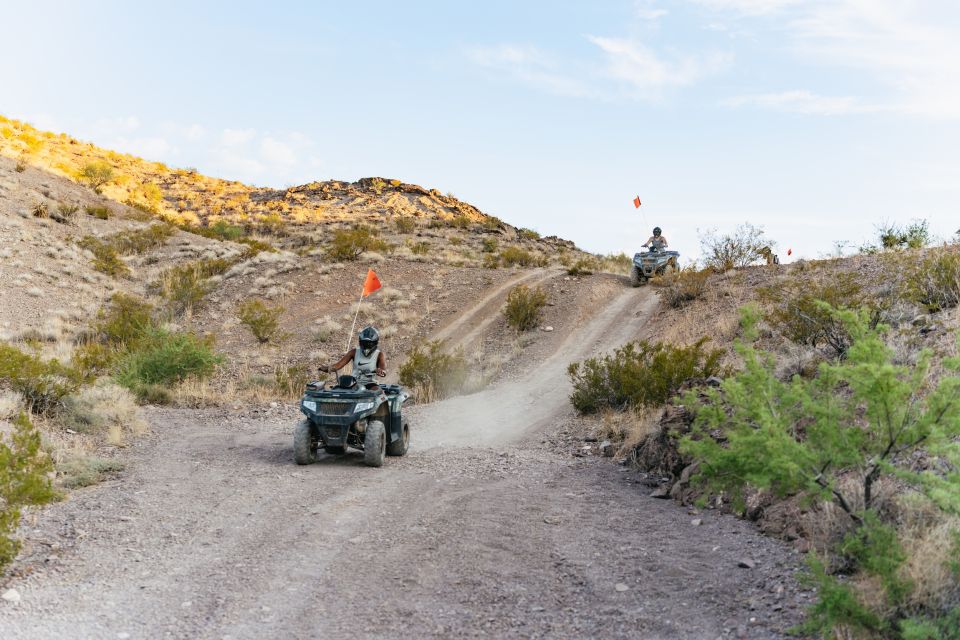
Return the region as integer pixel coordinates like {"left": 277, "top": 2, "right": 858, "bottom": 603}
{"left": 653, "top": 227, "right": 662, "bottom": 236}
{"left": 358, "top": 326, "right": 380, "bottom": 357}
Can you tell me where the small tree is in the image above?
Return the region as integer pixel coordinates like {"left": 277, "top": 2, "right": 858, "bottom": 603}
{"left": 79, "top": 162, "right": 115, "bottom": 194}
{"left": 237, "top": 299, "right": 285, "bottom": 344}
{"left": 0, "top": 413, "right": 58, "bottom": 569}
{"left": 699, "top": 223, "right": 771, "bottom": 272}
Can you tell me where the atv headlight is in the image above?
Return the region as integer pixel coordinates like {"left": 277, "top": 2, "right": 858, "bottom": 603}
{"left": 354, "top": 401, "right": 375, "bottom": 413}
{"left": 302, "top": 400, "right": 317, "bottom": 412}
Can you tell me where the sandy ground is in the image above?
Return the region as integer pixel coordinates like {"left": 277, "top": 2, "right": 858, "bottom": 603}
{"left": 0, "top": 286, "right": 810, "bottom": 639}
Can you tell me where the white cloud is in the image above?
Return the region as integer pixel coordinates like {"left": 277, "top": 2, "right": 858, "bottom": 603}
{"left": 691, "top": 0, "right": 800, "bottom": 15}
{"left": 722, "top": 90, "right": 870, "bottom": 115}
{"left": 466, "top": 44, "right": 593, "bottom": 97}
{"left": 260, "top": 136, "right": 297, "bottom": 166}
{"left": 221, "top": 128, "right": 257, "bottom": 146}
{"left": 588, "top": 36, "right": 732, "bottom": 90}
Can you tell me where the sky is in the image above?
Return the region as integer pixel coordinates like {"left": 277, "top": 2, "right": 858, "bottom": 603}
{"left": 1, "top": 0, "right": 958, "bottom": 260}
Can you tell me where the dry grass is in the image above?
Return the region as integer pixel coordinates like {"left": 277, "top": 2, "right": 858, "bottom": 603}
{"left": 594, "top": 407, "right": 662, "bottom": 457}
{"left": 61, "top": 381, "right": 148, "bottom": 443}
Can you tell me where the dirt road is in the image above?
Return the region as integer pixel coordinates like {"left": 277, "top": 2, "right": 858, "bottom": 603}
{"left": 1, "top": 286, "right": 808, "bottom": 639}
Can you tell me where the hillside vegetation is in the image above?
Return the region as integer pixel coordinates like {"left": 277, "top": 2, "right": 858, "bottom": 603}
{"left": 570, "top": 226, "right": 960, "bottom": 639}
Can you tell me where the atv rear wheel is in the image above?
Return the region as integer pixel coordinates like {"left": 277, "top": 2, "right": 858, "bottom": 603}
{"left": 364, "top": 420, "right": 386, "bottom": 467}
{"left": 324, "top": 445, "right": 346, "bottom": 455}
{"left": 293, "top": 419, "right": 318, "bottom": 465}
{"left": 386, "top": 420, "right": 410, "bottom": 457}
{"left": 630, "top": 265, "right": 643, "bottom": 287}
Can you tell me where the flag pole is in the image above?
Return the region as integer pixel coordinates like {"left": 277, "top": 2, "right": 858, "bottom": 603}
{"left": 346, "top": 289, "right": 364, "bottom": 352}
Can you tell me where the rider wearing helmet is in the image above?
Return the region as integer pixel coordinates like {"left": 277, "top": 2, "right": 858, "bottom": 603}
{"left": 642, "top": 226, "right": 668, "bottom": 251}
{"left": 319, "top": 326, "right": 386, "bottom": 388}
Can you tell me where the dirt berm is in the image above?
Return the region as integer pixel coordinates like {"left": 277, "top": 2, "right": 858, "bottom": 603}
{"left": 0, "top": 286, "right": 810, "bottom": 639}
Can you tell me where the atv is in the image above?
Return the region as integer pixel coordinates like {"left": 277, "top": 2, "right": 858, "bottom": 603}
{"left": 631, "top": 247, "right": 680, "bottom": 287}
{"left": 294, "top": 374, "right": 411, "bottom": 467}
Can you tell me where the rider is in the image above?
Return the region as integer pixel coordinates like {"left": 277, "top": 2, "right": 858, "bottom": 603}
{"left": 642, "top": 226, "right": 668, "bottom": 251}
{"left": 319, "top": 326, "right": 386, "bottom": 389}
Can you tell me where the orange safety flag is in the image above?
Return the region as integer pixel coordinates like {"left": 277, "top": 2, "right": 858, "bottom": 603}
{"left": 633, "top": 196, "right": 641, "bottom": 209}
{"left": 787, "top": 248, "right": 793, "bottom": 256}
{"left": 362, "top": 269, "right": 382, "bottom": 297}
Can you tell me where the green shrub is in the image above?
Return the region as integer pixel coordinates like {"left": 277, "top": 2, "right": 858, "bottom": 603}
{"left": 903, "top": 248, "right": 960, "bottom": 312}
{"left": 408, "top": 241, "right": 430, "bottom": 256}
{"left": 107, "top": 224, "right": 175, "bottom": 254}
{"left": 114, "top": 329, "right": 220, "bottom": 390}
{"left": 56, "top": 203, "right": 79, "bottom": 220}
{"left": 482, "top": 253, "right": 500, "bottom": 269}
{"left": 394, "top": 217, "right": 416, "bottom": 234}
{"left": 0, "top": 413, "right": 57, "bottom": 569}
{"left": 481, "top": 237, "right": 498, "bottom": 253}
{"left": 519, "top": 228, "right": 540, "bottom": 241}
{"left": 77, "top": 237, "right": 130, "bottom": 277}
{"left": 877, "top": 219, "right": 931, "bottom": 250}
{"left": 95, "top": 293, "right": 156, "bottom": 347}
{"left": 566, "top": 258, "right": 596, "bottom": 276}
{"left": 680, "top": 306, "right": 960, "bottom": 638}
{"left": 699, "top": 223, "right": 770, "bottom": 272}
{"left": 57, "top": 456, "right": 124, "bottom": 489}
{"left": 0, "top": 344, "right": 82, "bottom": 414}
{"left": 760, "top": 273, "right": 876, "bottom": 358}
{"left": 568, "top": 338, "right": 725, "bottom": 414}
{"left": 499, "top": 246, "right": 535, "bottom": 267}
{"left": 399, "top": 340, "right": 470, "bottom": 402}
{"left": 79, "top": 161, "right": 114, "bottom": 193}
{"left": 652, "top": 267, "right": 710, "bottom": 309}
{"left": 274, "top": 364, "right": 311, "bottom": 398}
{"left": 449, "top": 214, "right": 472, "bottom": 229}
{"left": 157, "top": 263, "right": 212, "bottom": 315}
{"left": 85, "top": 205, "right": 110, "bottom": 220}
{"left": 238, "top": 299, "right": 284, "bottom": 344}
{"left": 327, "top": 226, "right": 388, "bottom": 261}
{"left": 504, "top": 284, "right": 548, "bottom": 331}
{"left": 208, "top": 220, "right": 246, "bottom": 241}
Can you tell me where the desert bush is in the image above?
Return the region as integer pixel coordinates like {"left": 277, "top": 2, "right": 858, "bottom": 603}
{"left": 156, "top": 263, "right": 213, "bottom": 316}
{"left": 408, "top": 241, "right": 430, "bottom": 256}
{"left": 566, "top": 258, "right": 596, "bottom": 276}
{"left": 394, "top": 217, "right": 416, "bottom": 234}
{"left": 568, "top": 338, "right": 724, "bottom": 414}
{"left": 652, "top": 267, "right": 710, "bottom": 309}
{"left": 519, "top": 228, "right": 541, "bottom": 241}
{"left": 32, "top": 202, "right": 49, "bottom": 218}
{"left": 499, "top": 246, "right": 535, "bottom": 267}
{"left": 399, "top": 340, "right": 470, "bottom": 402}
{"left": 504, "top": 284, "right": 548, "bottom": 331}
{"left": 760, "top": 273, "right": 877, "bottom": 358}
{"left": 57, "top": 456, "right": 124, "bottom": 489}
{"left": 114, "top": 328, "right": 220, "bottom": 392}
{"left": 61, "top": 381, "right": 147, "bottom": 437}
{"left": 85, "top": 205, "right": 110, "bottom": 220}
{"left": 79, "top": 161, "right": 114, "bottom": 193}
{"left": 18, "top": 131, "right": 43, "bottom": 154}
{"left": 699, "top": 223, "right": 771, "bottom": 272}
{"left": 208, "top": 220, "right": 246, "bottom": 241}
{"left": 903, "top": 248, "right": 960, "bottom": 312}
{"left": 482, "top": 253, "right": 500, "bottom": 269}
{"left": 14, "top": 159, "right": 26, "bottom": 172}
{"left": 77, "top": 237, "right": 130, "bottom": 278}
{"left": 274, "top": 364, "right": 311, "bottom": 398}
{"left": 449, "top": 214, "right": 472, "bottom": 229}
{"left": 0, "top": 344, "right": 82, "bottom": 414}
{"left": 107, "top": 224, "right": 175, "bottom": 254}
{"left": 681, "top": 306, "right": 960, "bottom": 638}
{"left": 877, "top": 219, "right": 931, "bottom": 250}
{"left": 238, "top": 299, "right": 284, "bottom": 344}
{"left": 0, "top": 413, "right": 57, "bottom": 569}
{"left": 94, "top": 293, "right": 156, "bottom": 347}
{"left": 56, "top": 203, "right": 79, "bottom": 220}
{"left": 327, "top": 226, "right": 388, "bottom": 261}
{"left": 481, "top": 237, "right": 498, "bottom": 253}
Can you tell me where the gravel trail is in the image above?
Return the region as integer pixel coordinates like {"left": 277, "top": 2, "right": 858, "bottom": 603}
{"left": 0, "top": 287, "right": 809, "bottom": 639}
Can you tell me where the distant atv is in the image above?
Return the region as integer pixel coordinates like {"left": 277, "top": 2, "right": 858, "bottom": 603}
{"left": 295, "top": 375, "right": 410, "bottom": 467}
{"left": 631, "top": 247, "right": 680, "bottom": 287}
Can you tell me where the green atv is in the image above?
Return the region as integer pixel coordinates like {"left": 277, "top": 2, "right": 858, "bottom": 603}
{"left": 295, "top": 374, "right": 411, "bottom": 467}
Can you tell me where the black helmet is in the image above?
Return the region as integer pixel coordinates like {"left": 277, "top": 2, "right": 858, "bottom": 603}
{"left": 653, "top": 227, "right": 662, "bottom": 236}
{"left": 358, "top": 326, "right": 379, "bottom": 356}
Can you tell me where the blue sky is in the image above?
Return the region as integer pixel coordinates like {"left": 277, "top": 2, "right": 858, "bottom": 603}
{"left": 1, "top": 0, "right": 958, "bottom": 259}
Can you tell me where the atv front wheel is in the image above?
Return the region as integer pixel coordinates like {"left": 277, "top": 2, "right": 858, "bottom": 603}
{"left": 364, "top": 420, "right": 386, "bottom": 467}
{"left": 386, "top": 420, "right": 410, "bottom": 457}
{"left": 630, "top": 266, "right": 643, "bottom": 287}
{"left": 293, "top": 419, "right": 318, "bottom": 465}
